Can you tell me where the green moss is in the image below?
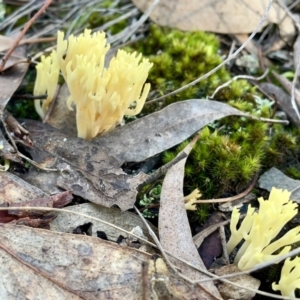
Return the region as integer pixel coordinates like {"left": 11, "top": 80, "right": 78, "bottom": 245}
{"left": 135, "top": 26, "right": 268, "bottom": 197}
{"left": 286, "top": 166, "right": 300, "bottom": 180}
{"left": 126, "top": 24, "right": 282, "bottom": 198}
{"left": 264, "top": 128, "right": 298, "bottom": 167}
{"left": 164, "top": 119, "right": 268, "bottom": 198}
{"left": 125, "top": 24, "right": 230, "bottom": 113}
{"left": 192, "top": 204, "right": 211, "bottom": 224}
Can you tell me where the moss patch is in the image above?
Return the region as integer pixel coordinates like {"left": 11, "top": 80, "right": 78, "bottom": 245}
{"left": 129, "top": 25, "right": 300, "bottom": 200}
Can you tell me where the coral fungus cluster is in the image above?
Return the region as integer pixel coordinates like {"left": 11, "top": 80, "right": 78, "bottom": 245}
{"left": 34, "top": 29, "right": 152, "bottom": 140}
{"left": 228, "top": 187, "right": 300, "bottom": 297}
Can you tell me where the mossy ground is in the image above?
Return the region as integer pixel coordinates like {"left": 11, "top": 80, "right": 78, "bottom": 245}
{"left": 128, "top": 25, "right": 300, "bottom": 216}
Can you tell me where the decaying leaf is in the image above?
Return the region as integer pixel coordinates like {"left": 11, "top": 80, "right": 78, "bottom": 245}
{"left": 37, "top": 98, "right": 248, "bottom": 165}
{"left": 0, "top": 35, "right": 15, "bottom": 52}
{"left": 214, "top": 264, "right": 260, "bottom": 300}
{"left": 272, "top": 71, "right": 300, "bottom": 108}
{"left": 4, "top": 109, "right": 33, "bottom": 147}
{"left": 0, "top": 171, "right": 48, "bottom": 205}
{"left": 159, "top": 137, "right": 222, "bottom": 299}
{"left": 0, "top": 224, "right": 216, "bottom": 299}
{"left": 132, "top": 0, "right": 295, "bottom": 42}
{"left": 22, "top": 120, "right": 148, "bottom": 211}
{"left": 46, "top": 83, "right": 77, "bottom": 134}
{"left": 197, "top": 212, "right": 223, "bottom": 269}
{"left": 23, "top": 100, "right": 246, "bottom": 210}
{"left": 0, "top": 129, "right": 22, "bottom": 164}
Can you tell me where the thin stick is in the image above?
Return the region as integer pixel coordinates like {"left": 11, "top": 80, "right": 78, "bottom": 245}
{"left": 0, "top": 0, "right": 53, "bottom": 71}
{"left": 219, "top": 225, "right": 230, "bottom": 264}
{"left": 193, "top": 172, "right": 258, "bottom": 204}
{"left": 209, "top": 69, "right": 269, "bottom": 99}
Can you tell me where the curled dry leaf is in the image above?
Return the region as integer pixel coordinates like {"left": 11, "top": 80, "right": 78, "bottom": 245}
{"left": 0, "top": 172, "right": 72, "bottom": 224}
{"left": 159, "top": 137, "right": 222, "bottom": 299}
{"left": 0, "top": 129, "right": 22, "bottom": 164}
{"left": 4, "top": 109, "right": 33, "bottom": 147}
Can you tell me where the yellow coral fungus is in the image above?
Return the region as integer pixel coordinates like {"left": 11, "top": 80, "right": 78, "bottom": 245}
{"left": 184, "top": 189, "right": 202, "bottom": 210}
{"left": 34, "top": 29, "right": 152, "bottom": 140}
{"left": 227, "top": 187, "right": 300, "bottom": 271}
{"left": 56, "top": 29, "right": 153, "bottom": 140}
{"left": 33, "top": 50, "right": 59, "bottom": 119}
{"left": 272, "top": 256, "right": 300, "bottom": 298}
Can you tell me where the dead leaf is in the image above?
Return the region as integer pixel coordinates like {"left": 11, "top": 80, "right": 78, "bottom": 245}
{"left": 12, "top": 214, "right": 56, "bottom": 228}
{"left": 258, "top": 167, "right": 300, "bottom": 202}
{"left": 0, "top": 129, "right": 22, "bottom": 164}
{"left": 20, "top": 167, "right": 63, "bottom": 195}
{"left": 0, "top": 224, "right": 149, "bottom": 299}
{"left": 4, "top": 109, "right": 33, "bottom": 147}
{"left": 272, "top": 71, "right": 300, "bottom": 108}
{"left": 0, "top": 42, "right": 28, "bottom": 108}
{"left": 214, "top": 264, "right": 260, "bottom": 300}
{"left": 0, "top": 171, "right": 48, "bottom": 205}
{"left": 131, "top": 0, "right": 295, "bottom": 42}
{"left": 46, "top": 83, "right": 77, "bottom": 135}
{"left": 52, "top": 190, "right": 73, "bottom": 207}
{"left": 22, "top": 120, "right": 148, "bottom": 211}
{"left": 259, "top": 82, "right": 300, "bottom": 126}
{"left": 93, "top": 100, "right": 247, "bottom": 165}
{"left": 23, "top": 100, "right": 246, "bottom": 210}
{"left": 159, "top": 137, "right": 222, "bottom": 299}
{"left": 41, "top": 97, "right": 248, "bottom": 165}
{"left": 0, "top": 224, "right": 210, "bottom": 299}
{"left": 0, "top": 172, "right": 71, "bottom": 224}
